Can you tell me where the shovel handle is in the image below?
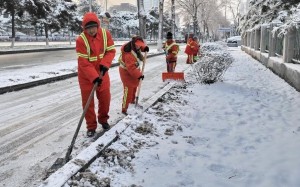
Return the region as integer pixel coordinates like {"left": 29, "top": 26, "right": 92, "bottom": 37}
{"left": 135, "top": 52, "right": 147, "bottom": 107}
{"left": 65, "top": 82, "right": 97, "bottom": 162}
{"left": 65, "top": 72, "right": 103, "bottom": 162}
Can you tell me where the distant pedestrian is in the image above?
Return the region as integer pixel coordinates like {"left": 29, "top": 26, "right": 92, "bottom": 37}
{"left": 118, "top": 36, "right": 149, "bottom": 115}
{"left": 76, "top": 12, "right": 116, "bottom": 137}
{"left": 163, "top": 32, "right": 179, "bottom": 72}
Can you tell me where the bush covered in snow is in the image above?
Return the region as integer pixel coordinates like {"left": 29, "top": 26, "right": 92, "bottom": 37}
{"left": 193, "top": 42, "right": 233, "bottom": 84}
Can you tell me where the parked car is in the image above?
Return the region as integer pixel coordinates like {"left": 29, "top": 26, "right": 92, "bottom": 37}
{"left": 8, "top": 31, "right": 28, "bottom": 41}
{"left": 175, "top": 37, "right": 185, "bottom": 43}
{"left": 227, "top": 36, "right": 241, "bottom": 47}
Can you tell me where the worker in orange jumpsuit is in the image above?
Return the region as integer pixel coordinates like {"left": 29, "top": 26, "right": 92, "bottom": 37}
{"left": 118, "top": 36, "right": 149, "bottom": 115}
{"left": 163, "top": 32, "right": 179, "bottom": 72}
{"left": 76, "top": 12, "right": 116, "bottom": 137}
{"left": 185, "top": 36, "right": 199, "bottom": 64}
{"left": 193, "top": 37, "right": 201, "bottom": 61}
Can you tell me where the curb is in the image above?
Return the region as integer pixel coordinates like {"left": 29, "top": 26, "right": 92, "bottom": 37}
{"left": 0, "top": 52, "right": 164, "bottom": 95}
{"left": 0, "top": 47, "right": 75, "bottom": 55}
{"left": 39, "top": 81, "right": 176, "bottom": 187}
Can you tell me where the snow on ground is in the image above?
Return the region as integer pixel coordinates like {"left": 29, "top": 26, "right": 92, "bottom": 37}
{"left": 63, "top": 47, "right": 300, "bottom": 187}
{"left": 1, "top": 42, "right": 300, "bottom": 187}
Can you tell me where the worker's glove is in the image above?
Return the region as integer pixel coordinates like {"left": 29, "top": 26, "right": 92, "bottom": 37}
{"left": 100, "top": 65, "right": 109, "bottom": 76}
{"left": 93, "top": 77, "right": 102, "bottom": 86}
{"left": 138, "top": 75, "right": 144, "bottom": 80}
{"left": 144, "top": 46, "right": 149, "bottom": 52}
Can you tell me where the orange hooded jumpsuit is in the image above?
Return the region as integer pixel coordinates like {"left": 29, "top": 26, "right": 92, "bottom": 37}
{"left": 185, "top": 37, "right": 199, "bottom": 64}
{"left": 163, "top": 40, "right": 179, "bottom": 72}
{"left": 118, "top": 37, "right": 147, "bottom": 114}
{"left": 76, "top": 12, "right": 116, "bottom": 131}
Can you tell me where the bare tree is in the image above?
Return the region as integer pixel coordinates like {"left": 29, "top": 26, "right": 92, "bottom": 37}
{"left": 137, "top": 0, "right": 146, "bottom": 39}
{"left": 198, "top": 0, "right": 228, "bottom": 40}
{"left": 171, "top": 0, "right": 175, "bottom": 37}
{"left": 227, "top": 0, "right": 242, "bottom": 35}
{"left": 176, "top": 0, "right": 232, "bottom": 41}
{"left": 157, "top": 0, "right": 164, "bottom": 51}
{"left": 177, "top": 0, "right": 202, "bottom": 34}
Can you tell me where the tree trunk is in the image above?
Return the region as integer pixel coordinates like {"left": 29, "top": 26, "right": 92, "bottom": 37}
{"left": 137, "top": 0, "right": 146, "bottom": 40}
{"left": 171, "top": 0, "right": 175, "bottom": 38}
{"left": 157, "top": 0, "right": 164, "bottom": 51}
{"left": 193, "top": 4, "right": 198, "bottom": 35}
{"left": 44, "top": 24, "right": 49, "bottom": 46}
{"left": 10, "top": 7, "right": 15, "bottom": 48}
{"left": 127, "top": 26, "right": 131, "bottom": 38}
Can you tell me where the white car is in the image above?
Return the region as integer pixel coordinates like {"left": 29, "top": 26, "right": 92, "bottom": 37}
{"left": 227, "top": 36, "right": 241, "bottom": 47}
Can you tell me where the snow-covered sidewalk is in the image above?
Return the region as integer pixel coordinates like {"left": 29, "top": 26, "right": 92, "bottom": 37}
{"left": 59, "top": 47, "right": 300, "bottom": 187}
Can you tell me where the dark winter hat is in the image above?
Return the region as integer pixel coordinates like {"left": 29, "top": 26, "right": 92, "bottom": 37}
{"left": 166, "top": 32, "right": 173, "bottom": 39}
{"left": 84, "top": 21, "right": 98, "bottom": 29}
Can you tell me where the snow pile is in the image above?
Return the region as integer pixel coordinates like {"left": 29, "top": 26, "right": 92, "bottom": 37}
{"left": 193, "top": 42, "right": 233, "bottom": 84}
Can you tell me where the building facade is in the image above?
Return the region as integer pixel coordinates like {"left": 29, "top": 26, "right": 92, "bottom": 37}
{"left": 108, "top": 3, "right": 137, "bottom": 13}
{"left": 144, "top": 0, "right": 159, "bottom": 12}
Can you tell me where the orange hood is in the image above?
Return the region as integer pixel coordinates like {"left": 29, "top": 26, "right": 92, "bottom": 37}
{"left": 82, "top": 12, "right": 100, "bottom": 29}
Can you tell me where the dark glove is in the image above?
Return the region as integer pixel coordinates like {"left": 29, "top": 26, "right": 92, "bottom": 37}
{"left": 138, "top": 75, "right": 144, "bottom": 80}
{"left": 144, "top": 46, "right": 149, "bottom": 52}
{"left": 100, "top": 65, "right": 109, "bottom": 76}
{"left": 93, "top": 77, "right": 102, "bottom": 86}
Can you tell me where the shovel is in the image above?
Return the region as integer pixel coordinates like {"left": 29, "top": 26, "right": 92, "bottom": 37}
{"left": 162, "top": 55, "right": 184, "bottom": 82}
{"left": 47, "top": 74, "right": 102, "bottom": 176}
{"left": 135, "top": 52, "right": 147, "bottom": 107}
{"left": 162, "top": 72, "right": 184, "bottom": 81}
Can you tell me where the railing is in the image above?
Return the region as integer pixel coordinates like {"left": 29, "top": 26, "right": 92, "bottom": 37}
{"left": 241, "top": 23, "right": 300, "bottom": 92}
{"left": 292, "top": 28, "right": 300, "bottom": 63}
{"left": 265, "top": 28, "right": 270, "bottom": 53}
{"left": 242, "top": 23, "right": 300, "bottom": 62}
{"left": 274, "top": 31, "right": 283, "bottom": 57}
